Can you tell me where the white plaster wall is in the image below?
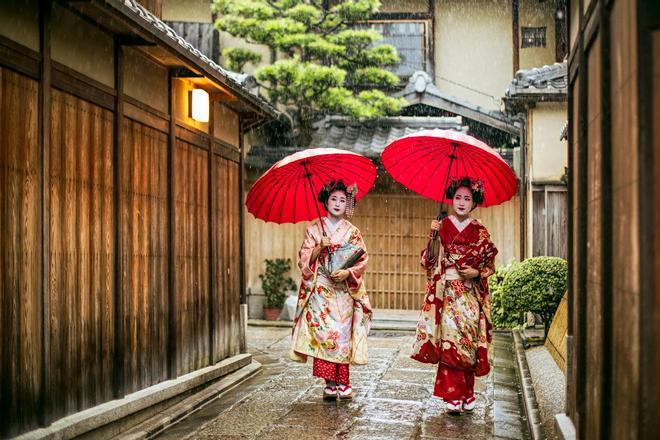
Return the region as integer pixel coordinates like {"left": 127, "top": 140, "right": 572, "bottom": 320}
{"left": 434, "top": 0, "right": 513, "bottom": 111}
{"left": 519, "top": 0, "right": 558, "bottom": 69}
{"left": 529, "top": 102, "right": 568, "bottom": 182}
{"left": 51, "top": 3, "right": 114, "bottom": 87}
{"left": 123, "top": 48, "right": 169, "bottom": 113}
{"left": 0, "top": 0, "right": 39, "bottom": 51}
{"left": 162, "top": 0, "right": 212, "bottom": 22}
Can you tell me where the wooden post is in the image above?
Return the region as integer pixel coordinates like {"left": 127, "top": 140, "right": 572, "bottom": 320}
{"left": 112, "top": 37, "right": 125, "bottom": 399}
{"left": 575, "top": 0, "right": 588, "bottom": 433}
{"left": 38, "top": 0, "right": 52, "bottom": 426}
{"left": 208, "top": 98, "right": 216, "bottom": 365}
{"left": 598, "top": 0, "right": 613, "bottom": 430}
{"left": 512, "top": 0, "right": 520, "bottom": 74}
{"left": 167, "top": 71, "right": 177, "bottom": 379}
{"left": 238, "top": 120, "right": 247, "bottom": 354}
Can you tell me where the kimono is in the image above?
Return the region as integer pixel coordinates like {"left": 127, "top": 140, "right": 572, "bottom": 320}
{"left": 411, "top": 215, "right": 497, "bottom": 401}
{"left": 290, "top": 218, "right": 372, "bottom": 384}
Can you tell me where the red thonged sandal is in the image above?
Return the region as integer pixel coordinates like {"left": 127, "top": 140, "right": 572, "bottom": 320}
{"left": 337, "top": 385, "right": 353, "bottom": 400}
{"left": 323, "top": 386, "right": 337, "bottom": 400}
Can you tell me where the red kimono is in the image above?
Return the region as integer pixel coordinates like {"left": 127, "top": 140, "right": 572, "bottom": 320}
{"left": 411, "top": 216, "right": 497, "bottom": 401}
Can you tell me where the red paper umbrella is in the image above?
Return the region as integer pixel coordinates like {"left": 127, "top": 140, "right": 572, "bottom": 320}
{"left": 246, "top": 148, "right": 376, "bottom": 226}
{"left": 381, "top": 129, "right": 518, "bottom": 208}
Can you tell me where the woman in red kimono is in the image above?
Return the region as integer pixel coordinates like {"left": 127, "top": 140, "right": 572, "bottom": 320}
{"left": 411, "top": 177, "right": 498, "bottom": 414}
{"left": 290, "top": 180, "right": 372, "bottom": 401}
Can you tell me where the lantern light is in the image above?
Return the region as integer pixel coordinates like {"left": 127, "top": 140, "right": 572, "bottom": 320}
{"left": 189, "top": 88, "right": 209, "bottom": 122}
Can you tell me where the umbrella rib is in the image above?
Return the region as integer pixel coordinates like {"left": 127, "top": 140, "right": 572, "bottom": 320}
{"left": 263, "top": 170, "right": 294, "bottom": 224}
{"left": 409, "top": 145, "right": 454, "bottom": 200}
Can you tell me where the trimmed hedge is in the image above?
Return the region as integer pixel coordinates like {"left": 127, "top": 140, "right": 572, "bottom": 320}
{"left": 500, "top": 256, "right": 568, "bottom": 335}
{"left": 489, "top": 262, "right": 520, "bottom": 329}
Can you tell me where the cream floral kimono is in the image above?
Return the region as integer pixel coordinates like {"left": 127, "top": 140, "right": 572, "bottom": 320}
{"left": 290, "top": 218, "right": 372, "bottom": 365}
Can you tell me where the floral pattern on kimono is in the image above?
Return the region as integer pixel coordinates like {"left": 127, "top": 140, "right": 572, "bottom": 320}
{"left": 290, "top": 218, "right": 372, "bottom": 365}
{"left": 411, "top": 216, "right": 497, "bottom": 377}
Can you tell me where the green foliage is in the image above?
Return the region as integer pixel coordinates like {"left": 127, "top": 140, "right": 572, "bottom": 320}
{"left": 213, "top": 0, "right": 405, "bottom": 144}
{"left": 259, "top": 258, "right": 297, "bottom": 309}
{"left": 223, "top": 48, "right": 263, "bottom": 72}
{"left": 489, "top": 262, "right": 520, "bottom": 329}
{"left": 500, "top": 256, "right": 568, "bottom": 335}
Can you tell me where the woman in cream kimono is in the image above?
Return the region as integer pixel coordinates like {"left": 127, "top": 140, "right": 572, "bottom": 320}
{"left": 411, "top": 177, "right": 498, "bottom": 414}
{"left": 290, "top": 180, "right": 371, "bottom": 400}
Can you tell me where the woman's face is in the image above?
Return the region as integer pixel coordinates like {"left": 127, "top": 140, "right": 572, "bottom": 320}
{"left": 326, "top": 190, "right": 347, "bottom": 217}
{"left": 452, "top": 186, "right": 475, "bottom": 216}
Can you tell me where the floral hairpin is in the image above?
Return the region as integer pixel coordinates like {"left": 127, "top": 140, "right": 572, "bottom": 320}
{"left": 345, "top": 183, "right": 358, "bottom": 219}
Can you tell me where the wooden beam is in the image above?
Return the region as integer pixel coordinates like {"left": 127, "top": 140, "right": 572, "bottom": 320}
{"left": 208, "top": 100, "right": 216, "bottom": 365}
{"left": 0, "top": 34, "right": 40, "bottom": 79}
{"left": 408, "top": 94, "right": 519, "bottom": 135}
{"left": 112, "top": 37, "right": 125, "bottom": 400}
{"left": 167, "top": 72, "right": 177, "bottom": 379}
{"left": 52, "top": 62, "right": 116, "bottom": 110}
{"left": 575, "top": 0, "right": 588, "bottom": 433}
{"left": 38, "top": 0, "right": 52, "bottom": 426}
{"left": 371, "top": 12, "right": 433, "bottom": 20}
{"left": 238, "top": 120, "right": 247, "bottom": 354}
{"left": 637, "top": 0, "right": 658, "bottom": 434}
{"left": 598, "top": 0, "right": 613, "bottom": 433}
{"left": 512, "top": 0, "right": 520, "bottom": 74}
{"left": 429, "top": 0, "right": 435, "bottom": 78}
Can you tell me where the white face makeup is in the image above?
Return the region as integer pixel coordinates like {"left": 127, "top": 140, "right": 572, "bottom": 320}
{"left": 326, "top": 190, "right": 347, "bottom": 218}
{"left": 452, "top": 186, "right": 475, "bottom": 217}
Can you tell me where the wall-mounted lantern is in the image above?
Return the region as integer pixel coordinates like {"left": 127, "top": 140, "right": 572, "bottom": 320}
{"left": 189, "top": 88, "right": 209, "bottom": 122}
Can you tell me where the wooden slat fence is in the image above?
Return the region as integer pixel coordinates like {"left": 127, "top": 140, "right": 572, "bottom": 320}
{"left": 0, "top": 64, "right": 245, "bottom": 437}
{"left": 245, "top": 192, "right": 520, "bottom": 311}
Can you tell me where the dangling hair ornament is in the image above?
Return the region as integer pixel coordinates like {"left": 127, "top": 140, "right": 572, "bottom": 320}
{"left": 345, "top": 183, "right": 358, "bottom": 219}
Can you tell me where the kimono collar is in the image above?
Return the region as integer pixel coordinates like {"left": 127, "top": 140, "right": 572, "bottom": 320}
{"left": 323, "top": 217, "right": 345, "bottom": 237}
{"left": 449, "top": 215, "right": 472, "bottom": 232}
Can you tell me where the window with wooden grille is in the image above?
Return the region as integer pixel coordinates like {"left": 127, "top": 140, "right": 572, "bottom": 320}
{"left": 357, "top": 20, "right": 431, "bottom": 79}
{"left": 521, "top": 26, "right": 547, "bottom": 48}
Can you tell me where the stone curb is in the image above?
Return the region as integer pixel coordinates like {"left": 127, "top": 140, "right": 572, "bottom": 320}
{"left": 513, "top": 329, "right": 545, "bottom": 440}
{"left": 16, "top": 354, "right": 254, "bottom": 440}
{"left": 120, "top": 360, "right": 263, "bottom": 439}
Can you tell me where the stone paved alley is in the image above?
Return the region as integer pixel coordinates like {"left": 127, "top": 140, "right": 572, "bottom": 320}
{"left": 156, "top": 328, "right": 529, "bottom": 440}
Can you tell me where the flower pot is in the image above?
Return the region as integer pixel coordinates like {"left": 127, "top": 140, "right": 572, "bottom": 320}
{"left": 263, "top": 307, "right": 282, "bottom": 321}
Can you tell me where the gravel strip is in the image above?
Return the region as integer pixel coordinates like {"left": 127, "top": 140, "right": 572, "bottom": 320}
{"left": 525, "top": 345, "right": 566, "bottom": 440}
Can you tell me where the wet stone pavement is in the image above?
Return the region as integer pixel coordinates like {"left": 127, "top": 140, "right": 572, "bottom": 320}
{"left": 156, "top": 328, "right": 529, "bottom": 440}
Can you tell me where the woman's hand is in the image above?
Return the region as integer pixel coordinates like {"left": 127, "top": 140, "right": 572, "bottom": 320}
{"left": 458, "top": 267, "right": 480, "bottom": 279}
{"left": 330, "top": 269, "right": 350, "bottom": 282}
{"left": 311, "top": 236, "right": 331, "bottom": 261}
{"left": 430, "top": 219, "right": 441, "bottom": 231}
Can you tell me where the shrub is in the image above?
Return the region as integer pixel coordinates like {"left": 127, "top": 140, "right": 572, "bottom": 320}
{"left": 259, "top": 258, "right": 297, "bottom": 309}
{"left": 500, "top": 256, "right": 568, "bottom": 336}
{"left": 489, "top": 262, "right": 520, "bottom": 329}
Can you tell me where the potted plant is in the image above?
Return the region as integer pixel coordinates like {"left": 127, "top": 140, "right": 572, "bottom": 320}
{"left": 259, "top": 258, "right": 296, "bottom": 321}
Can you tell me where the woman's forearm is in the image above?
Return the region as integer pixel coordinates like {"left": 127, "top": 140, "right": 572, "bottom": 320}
{"left": 427, "top": 237, "right": 441, "bottom": 260}
{"left": 310, "top": 245, "right": 321, "bottom": 262}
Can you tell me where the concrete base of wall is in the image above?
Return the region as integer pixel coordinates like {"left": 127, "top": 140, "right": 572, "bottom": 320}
{"left": 247, "top": 291, "right": 265, "bottom": 319}
{"left": 17, "top": 354, "right": 254, "bottom": 440}
{"left": 554, "top": 413, "right": 576, "bottom": 440}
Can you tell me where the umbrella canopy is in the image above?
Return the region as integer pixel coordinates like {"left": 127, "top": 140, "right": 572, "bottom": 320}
{"left": 381, "top": 129, "right": 518, "bottom": 208}
{"left": 246, "top": 148, "right": 377, "bottom": 224}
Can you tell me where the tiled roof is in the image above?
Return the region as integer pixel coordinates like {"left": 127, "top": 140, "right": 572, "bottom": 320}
{"left": 506, "top": 62, "right": 568, "bottom": 97}
{"left": 396, "top": 71, "right": 519, "bottom": 136}
{"left": 112, "top": 0, "right": 277, "bottom": 117}
{"left": 246, "top": 116, "right": 466, "bottom": 170}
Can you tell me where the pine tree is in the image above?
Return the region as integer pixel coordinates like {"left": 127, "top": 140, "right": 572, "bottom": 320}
{"left": 213, "top": 0, "right": 406, "bottom": 145}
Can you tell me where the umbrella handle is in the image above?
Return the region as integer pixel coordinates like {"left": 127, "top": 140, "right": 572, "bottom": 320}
{"left": 430, "top": 143, "right": 458, "bottom": 243}
{"left": 303, "top": 161, "right": 333, "bottom": 271}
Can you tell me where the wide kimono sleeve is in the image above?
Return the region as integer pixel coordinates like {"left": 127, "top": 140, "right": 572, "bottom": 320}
{"left": 345, "top": 227, "right": 369, "bottom": 294}
{"left": 298, "top": 223, "right": 320, "bottom": 284}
